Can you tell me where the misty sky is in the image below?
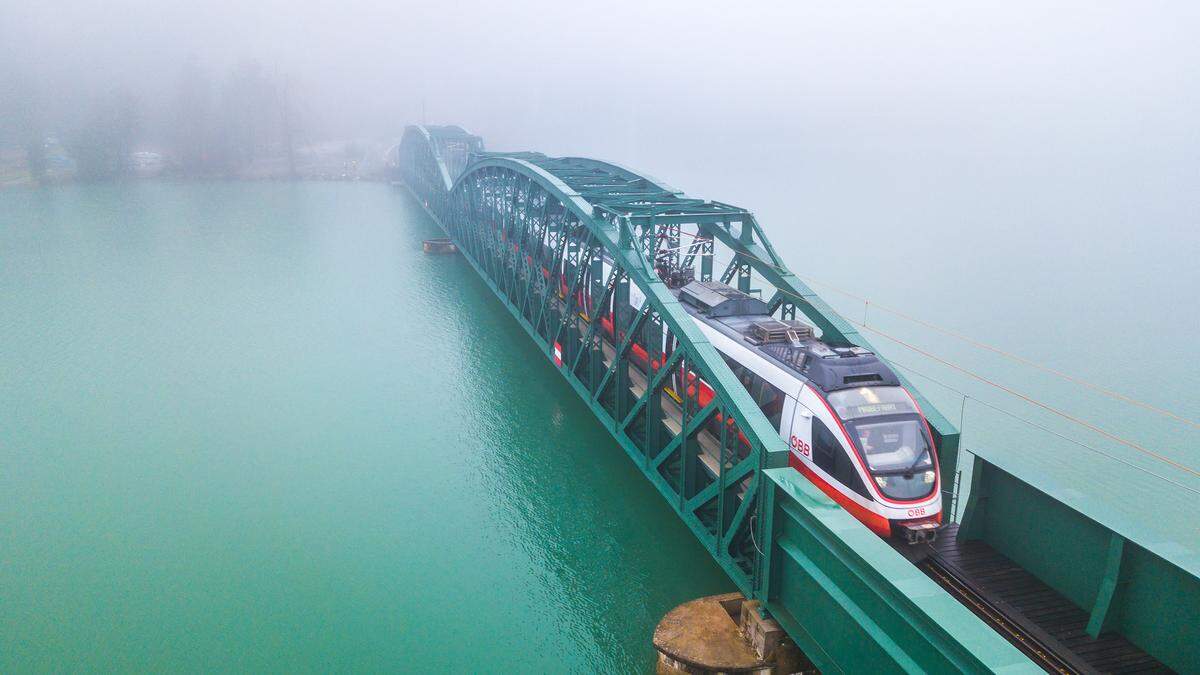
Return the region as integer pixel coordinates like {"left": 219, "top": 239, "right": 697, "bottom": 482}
{"left": 5, "top": 2, "right": 1196, "bottom": 152}
{"left": 3, "top": 3, "right": 1199, "bottom": 469}
{"left": 4, "top": 1, "right": 1197, "bottom": 374}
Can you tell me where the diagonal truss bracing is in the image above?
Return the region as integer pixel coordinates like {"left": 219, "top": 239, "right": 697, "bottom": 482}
{"left": 397, "top": 125, "right": 1032, "bottom": 674}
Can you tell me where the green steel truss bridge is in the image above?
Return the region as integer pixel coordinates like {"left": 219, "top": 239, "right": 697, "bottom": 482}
{"left": 398, "top": 125, "right": 1197, "bottom": 673}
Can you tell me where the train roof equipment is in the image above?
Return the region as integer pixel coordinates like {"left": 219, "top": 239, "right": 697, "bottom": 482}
{"left": 676, "top": 280, "right": 902, "bottom": 393}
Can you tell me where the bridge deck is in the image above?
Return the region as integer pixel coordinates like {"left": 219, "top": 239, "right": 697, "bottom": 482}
{"left": 920, "top": 525, "right": 1170, "bottom": 674}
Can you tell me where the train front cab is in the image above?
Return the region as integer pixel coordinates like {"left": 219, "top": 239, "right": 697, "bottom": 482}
{"left": 585, "top": 273, "right": 943, "bottom": 545}
{"left": 783, "top": 384, "right": 943, "bottom": 544}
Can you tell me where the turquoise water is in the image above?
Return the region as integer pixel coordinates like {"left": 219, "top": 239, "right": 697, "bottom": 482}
{"left": 0, "top": 181, "right": 729, "bottom": 672}
{"left": 4, "top": 172, "right": 1195, "bottom": 671}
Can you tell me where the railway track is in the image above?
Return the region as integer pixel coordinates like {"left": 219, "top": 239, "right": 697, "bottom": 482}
{"left": 919, "top": 553, "right": 1083, "bottom": 673}
{"left": 908, "top": 525, "right": 1172, "bottom": 674}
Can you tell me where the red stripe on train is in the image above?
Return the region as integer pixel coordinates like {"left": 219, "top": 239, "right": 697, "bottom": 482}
{"left": 789, "top": 453, "right": 892, "bottom": 537}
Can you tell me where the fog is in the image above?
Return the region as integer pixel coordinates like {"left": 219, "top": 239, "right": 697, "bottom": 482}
{"left": 5, "top": 3, "right": 1196, "bottom": 158}
{"left": 3, "top": 1, "right": 1198, "bottom": 378}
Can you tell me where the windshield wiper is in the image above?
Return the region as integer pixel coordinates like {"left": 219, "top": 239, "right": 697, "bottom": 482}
{"left": 901, "top": 449, "right": 931, "bottom": 475}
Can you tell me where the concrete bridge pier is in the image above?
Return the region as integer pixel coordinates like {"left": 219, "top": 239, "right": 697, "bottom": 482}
{"left": 653, "top": 593, "right": 812, "bottom": 674}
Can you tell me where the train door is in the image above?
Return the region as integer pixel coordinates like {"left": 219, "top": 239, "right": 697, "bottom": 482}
{"left": 778, "top": 394, "right": 798, "bottom": 442}
{"left": 805, "top": 402, "right": 875, "bottom": 502}
{"left": 752, "top": 377, "right": 788, "bottom": 436}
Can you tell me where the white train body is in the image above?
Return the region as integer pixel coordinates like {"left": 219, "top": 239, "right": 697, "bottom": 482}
{"left": 689, "top": 312, "right": 943, "bottom": 541}
{"left": 557, "top": 252, "right": 944, "bottom": 542}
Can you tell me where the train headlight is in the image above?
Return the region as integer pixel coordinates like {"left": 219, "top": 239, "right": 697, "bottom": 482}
{"left": 923, "top": 470, "right": 935, "bottom": 484}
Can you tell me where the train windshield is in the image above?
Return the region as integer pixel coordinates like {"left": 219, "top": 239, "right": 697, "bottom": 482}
{"left": 828, "top": 387, "right": 936, "bottom": 501}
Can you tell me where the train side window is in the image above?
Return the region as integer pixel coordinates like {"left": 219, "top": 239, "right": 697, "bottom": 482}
{"left": 739, "top": 369, "right": 756, "bottom": 392}
{"left": 812, "top": 418, "right": 838, "bottom": 474}
{"left": 756, "top": 380, "right": 784, "bottom": 431}
{"left": 813, "top": 418, "right": 873, "bottom": 499}
{"left": 734, "top": 361, "right": 752, "bottom": 390}
{"left": 834, "top": 445, "right": 873, "bottom": 500}
{"left": 721, "top": 353, "right": 748, "bottom": 386}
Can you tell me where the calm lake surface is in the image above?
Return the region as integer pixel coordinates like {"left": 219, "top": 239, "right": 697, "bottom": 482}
{"left": 0, "top": 181, "right": 729, "bottom": 672}
{"left": 2, "top": 176, "right": 1196, "bottom": 671}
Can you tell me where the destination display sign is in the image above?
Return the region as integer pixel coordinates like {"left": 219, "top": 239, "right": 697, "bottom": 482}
{"left": 848, "top": 402, "right": 904, "bottom": 417}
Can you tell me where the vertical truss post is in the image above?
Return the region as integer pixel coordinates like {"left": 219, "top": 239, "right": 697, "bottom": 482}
{"left": 534, "top": 215, "right": 570, "bottom": 340}
{"left": 571, "top": 264, "right": 621, "bottom": 390}
{"left": 720, "top": 256, "right": 754, "bottom": 294}
{"left": 549, "top": 237, "right": 595, "bottom": 366}
{"left": 736, "top": 216, "right": 754, "bottom": 246}
{"left": 720, "top": 256, "right": 740, "bottom": 285}
{"left": 736, "top": 260, "right": 752, "bottom": 294}
{"left": 766, "top": 291, "right": 798, "bottom": 321}
{"left": 678, "top": 354, "right": 692, "bottom": 509}
{"left": 699, "top": 227, "right": 714, "bottom": 282}
{"left": 657, "top": 220, "right": 680, "bottom": 275}
{"left": 643, "top": 314, "right": 663, "bottom": 455}
{"left": 589, "top": 256, "right": 603, "bottom": 320}
{"left": 519, "top": 192, "right": 551, "bottom": 321}
{"left": 717, "top": 409, "right": 730, "bottom": 545}
{"left": 613, "top": 277, "right": 631, "bottom": 421}
{"left": 645, "top": 333, "right": 664, "bottom": 463}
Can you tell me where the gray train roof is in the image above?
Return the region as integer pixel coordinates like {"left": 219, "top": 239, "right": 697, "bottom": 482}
{"left": 672, "top": 281, "right": 902, "bottom": 393}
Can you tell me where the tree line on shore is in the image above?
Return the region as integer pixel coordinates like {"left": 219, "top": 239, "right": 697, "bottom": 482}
{"left": 11, "top": 58, "right": 302, "bottom": 183}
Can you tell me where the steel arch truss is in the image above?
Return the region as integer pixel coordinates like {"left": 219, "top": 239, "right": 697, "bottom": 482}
{"left": 398, "top": 124, "right": 961, "bottom": 597}
{"left": 400, "top": 128, "right": 798, "bottom": 594}
{"left": 391, "top": 125, "right": 1050, "bottom": 675}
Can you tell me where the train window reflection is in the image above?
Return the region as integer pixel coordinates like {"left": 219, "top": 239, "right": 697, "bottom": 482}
{"left": 756, "top": 381, "right": 784, "bottom": 430}
{"left": 854, "top": 419, "right": 936, "bottom": 500}
{"left": 854, "top": 420, "right": 932, "bottom": 473}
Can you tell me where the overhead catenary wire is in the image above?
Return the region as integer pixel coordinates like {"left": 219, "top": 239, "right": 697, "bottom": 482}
{"left": 794, "top": 274, "right": 1200, "bottom": 431}
{"left": 853, "top": 315, "right": 1200, "bottom": 481}
{"left": 533, "top": 220, "right": 1198, "bottom": 483}
{"left": 686, "top": 242, "right": 1200, "bottom": 478}
{"left": 699, "top": 242, "right": 1199, "bottom": 430}
{"left": 884, "top": 357, "right": 1200, "bottom": 497}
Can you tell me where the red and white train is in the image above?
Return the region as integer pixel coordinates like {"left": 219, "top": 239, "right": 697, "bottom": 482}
{"left": 510, "top": 224, "right": 942, "bottom": 543}
{"left": 569, "top": 270, "right": 943, "bottom": 544}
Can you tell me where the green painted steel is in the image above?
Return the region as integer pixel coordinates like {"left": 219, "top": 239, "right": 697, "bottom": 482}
{"left": 398, "top": 125, "right": 1034, "bottom": 672}
{"left": 761, "top": 468, "right": 1035, "bottom": 673}
{"left": 960, "top": 455, "right": 1200, "bottom": 672}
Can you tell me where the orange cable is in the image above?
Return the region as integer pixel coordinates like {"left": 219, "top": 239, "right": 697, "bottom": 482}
{"left": 854, "top": 319, "right": 1200, "bottom": 479}
{"left": 703, "top": 244, "right": 1199, "bottom": 430}
{"left": 885, "top": 358, "right": 1200, "bottom": 496}
{"left": 794, "top": 274, "right": 1200, "bottom": 430}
